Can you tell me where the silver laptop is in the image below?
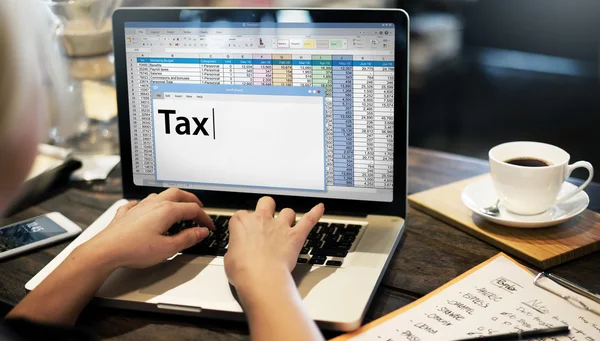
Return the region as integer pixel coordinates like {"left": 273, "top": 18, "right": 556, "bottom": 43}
{"left": 27, "top": 8, "right": 409, "bottom": 331}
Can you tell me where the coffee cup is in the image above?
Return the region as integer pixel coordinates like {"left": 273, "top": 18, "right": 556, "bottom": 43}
{"left": 489, "top": 141, "right": 594, "bottom": 215}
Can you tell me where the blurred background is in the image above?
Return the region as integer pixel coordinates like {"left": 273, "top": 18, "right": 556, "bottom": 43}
{"left": 44, "top": 0, "right": 600, "bottom": 181}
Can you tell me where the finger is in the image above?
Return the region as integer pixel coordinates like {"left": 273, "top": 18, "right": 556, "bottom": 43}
{"left": 228, "top": 210, "right": 248, "bottom": 239}
{"left": 113, "top": 200, "right": 139, "bottom": 220}
{"left": 152, "top": 202, "right": 214, "bottom": 232}
{"left": 277, "top": 208, "right": 296, "bottom": 226}
{"left": 229, "top": 210, "right": 248, "bottom": 227}
{"left": 135, "top": 193, "right": 157, "bottom": 209}
{"left": 157, "top": 188, "right": 203, "bottom": 207}
{"left": 141, "top": 193, "right": 158, "bottom": 203}
{"left": 294, "top": 203, "right": 325, "bottom": 242}
{"left": 255, "top": 196, "right": 276, "bottom": 218}
{"left": 166, "top": 227, "right": 209, "bottom": 253}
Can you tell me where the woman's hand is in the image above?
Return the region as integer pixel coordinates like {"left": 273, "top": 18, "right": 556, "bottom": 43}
{"left": 81, "top": 188, "right": 215, "bottom": 269}
{"left": 224, "top": 196, "right": 324, "bottom": 288}
{"left": 223, "top": 196, "right": 325, "bottom": 341}
{"left": 9, "top": 188, "right": 214, "bottom": 326}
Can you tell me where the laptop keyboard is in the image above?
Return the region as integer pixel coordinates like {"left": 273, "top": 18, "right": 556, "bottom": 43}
{"left": 166, "top": 215, "right": 365, "bottom": 267}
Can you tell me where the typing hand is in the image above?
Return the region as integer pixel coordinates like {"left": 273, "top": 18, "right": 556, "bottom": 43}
{"left": 224, "top": 196, "right": 325, "bottom": 289}
{"left": 81, "top": 188, "right": 215, "bottom": 269}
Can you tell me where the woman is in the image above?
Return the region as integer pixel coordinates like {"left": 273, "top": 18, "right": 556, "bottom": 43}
{"left": 0, "top": 2, "right": 324, "bottom": 340}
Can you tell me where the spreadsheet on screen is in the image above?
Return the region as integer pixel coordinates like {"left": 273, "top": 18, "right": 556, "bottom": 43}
{"left": 125, "top": 22, "right": 396, "bottom": 202}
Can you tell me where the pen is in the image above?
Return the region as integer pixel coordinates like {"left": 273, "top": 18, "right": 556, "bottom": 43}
{"left": 546, "top": 272, "right": 600, "bottom": 305}
{"left": 453, "top": 326, "right": 570, "bottom": 341}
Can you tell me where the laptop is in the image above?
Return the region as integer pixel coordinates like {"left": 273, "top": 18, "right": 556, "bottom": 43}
{"left": 27, "top": 8, "right": 409, "bottom": 331}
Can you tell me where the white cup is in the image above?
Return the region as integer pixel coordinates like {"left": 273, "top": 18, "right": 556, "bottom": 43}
{"left": 489, "top": 141, "right": 594, "bottom": 215}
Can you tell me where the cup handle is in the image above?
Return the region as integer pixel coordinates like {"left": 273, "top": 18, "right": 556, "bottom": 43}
{"left": 555, "top": 161, "right": 594, "bottom": 204}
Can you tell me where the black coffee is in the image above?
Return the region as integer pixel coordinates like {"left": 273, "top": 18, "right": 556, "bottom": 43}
{"left": 505, "top": 157, "right": 552, "bottom": 167}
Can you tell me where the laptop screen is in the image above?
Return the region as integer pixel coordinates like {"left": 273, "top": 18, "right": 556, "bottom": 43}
{"left": 124, "top": 22, "right": 395, "bottom": 202}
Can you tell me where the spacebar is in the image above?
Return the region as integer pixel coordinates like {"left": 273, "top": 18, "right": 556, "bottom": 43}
{"left": 181, "top": 247, "right": 227, "bottom": 256}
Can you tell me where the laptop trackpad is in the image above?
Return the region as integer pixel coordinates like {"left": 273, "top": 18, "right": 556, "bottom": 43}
{"left": 139, "top": 261, "right": 211, "bottom": 296}
{"left": 292, "top": 264, "right": 339, "bottom": 299}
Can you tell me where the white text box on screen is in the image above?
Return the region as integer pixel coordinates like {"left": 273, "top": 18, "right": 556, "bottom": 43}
{"left": 152, "top": 94, "right": 325, "bottom": 191}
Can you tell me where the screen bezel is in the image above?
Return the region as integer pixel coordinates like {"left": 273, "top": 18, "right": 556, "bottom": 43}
{"left": 113, "top": 8, "right": 408, "bottom": 217}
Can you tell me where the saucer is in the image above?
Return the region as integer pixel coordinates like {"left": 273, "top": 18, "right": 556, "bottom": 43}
{"left": 461, "top": 176, "right": 589, "bottom": 228}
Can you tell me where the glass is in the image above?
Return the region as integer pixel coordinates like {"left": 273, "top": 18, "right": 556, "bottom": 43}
{"left": 43, "top": 0, "right": 122, "bottom": 155}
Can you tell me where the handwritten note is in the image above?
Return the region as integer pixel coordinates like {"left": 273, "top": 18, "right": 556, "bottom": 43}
{"left": 345, "top": 255, "right": 600, "bottom": 341}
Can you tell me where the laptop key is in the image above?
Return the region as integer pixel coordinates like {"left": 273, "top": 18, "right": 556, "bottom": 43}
{"left": 311, "top": 248, "right": 348, "bottom": 258}
{"left": 346, "top": 224, "right": 361, "bottom": 232}
{"left": 306, "top": 239, "right": 319, "bottom": 248}
{"left": 329, "top": 250, "right": 348, "bottom": 257}
{"left": 328, "top": 226, "right": 341, "bottom": 235}
{"left": 309, "top": 256, "right": 326, "bottom": 265}
{"left": 337, "top": 242, "right": 353, "bottom": 250}
{"left": 215, "top": 216, "right": 229, "bottom": 228}
{"left": 315, "top": 222, "right": 329, "bottom": 229}
{"left": 326, "top": 260, "right": 342, "bottom": 267}
{"left": 308, "top": 232, "right": 321, "bottom": 240}
{"left": 310, "top": 248, "right": 325, "bottom": 256}
{"left": 300, "top": 247, "right": 310, "bottom": 254}
{"left": 341, "top": 235, "right": 356, "bottom": 243}
{"left": 217, "top": 248, "right": 227, "bottom": 256}
{"left": 325, "top": 234, "right": 339, "bottom": 242}
{"left": 297, "top": 258, "right": 308, "bottom": 264}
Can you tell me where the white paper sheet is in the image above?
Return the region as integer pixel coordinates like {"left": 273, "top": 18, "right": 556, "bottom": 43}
{"left": 349, "top": 256, "right": 600, "bottom": 341}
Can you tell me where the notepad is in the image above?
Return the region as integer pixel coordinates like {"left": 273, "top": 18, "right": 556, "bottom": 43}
{"left": 331, "top": 254, "right": 600, "bottom": 341}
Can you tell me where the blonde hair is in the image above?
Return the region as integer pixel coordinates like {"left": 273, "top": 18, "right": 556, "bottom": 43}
{"left": 0, "top": 1, "right": 48, "bottom": 143}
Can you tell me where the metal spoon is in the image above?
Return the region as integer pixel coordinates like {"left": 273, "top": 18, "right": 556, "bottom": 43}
{"left": 481, "top": 199, "right": 500, "bottom": 216}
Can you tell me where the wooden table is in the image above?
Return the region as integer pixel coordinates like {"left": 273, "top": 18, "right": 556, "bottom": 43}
{"left": 1, "top": 148, "right": 598, "bottom": 340}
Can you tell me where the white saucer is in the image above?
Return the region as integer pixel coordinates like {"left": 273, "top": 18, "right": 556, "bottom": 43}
{"left": 461, "top": 176, "right": 590, "bottom": 228}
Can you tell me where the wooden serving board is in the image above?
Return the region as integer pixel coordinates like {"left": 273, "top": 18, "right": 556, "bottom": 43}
{"left": 408, "top": 174, "right": 600, "bottom": 269}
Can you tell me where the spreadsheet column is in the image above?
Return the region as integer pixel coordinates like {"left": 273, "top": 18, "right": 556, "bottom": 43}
{"left": 138, "top": 59, "right": 154, "bottom": 175}
{"left": 201, "top": 54, "right": 223, "bottom": 84}
{"left": 374, "top": 56, "right": 395, "bottom": 189}
{"left": 312, "top": 55, "right": 334, "bottom": 185}
{"left": 272, "top": 54, "right": 292, "bottom": 86}
{"left": 233, "top": 54, "right": 253, "bottom": 85}
{"left": 129, "top": 56, "right": 142, "bottom": 174}
{"left": 353, "top": 56, "right": 375, "bottom": 188}
{"left": 332, "top": 55, "right": 354, "bottom": 187}
{"left": 253, "top": 54, "right": 272, "bottom": 85}
{"left": 292, "top": 54, "right": 312, "bottom": 87}
{"left": 223, "top": 54, "right": 235, "bottom": 85}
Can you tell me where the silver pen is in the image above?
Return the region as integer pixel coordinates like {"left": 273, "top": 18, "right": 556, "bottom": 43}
{"left": 546, "top": 272, "right": 600, "bottom": 305}
{"left": 534, "top": 272, "right": 600, "bottom": 316}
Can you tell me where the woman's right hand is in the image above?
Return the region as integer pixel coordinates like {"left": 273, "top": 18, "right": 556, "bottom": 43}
{"left": 224, "top": 196, "right": 324, "bottom": 290}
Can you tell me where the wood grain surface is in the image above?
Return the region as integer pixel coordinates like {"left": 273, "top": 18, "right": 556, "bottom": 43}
{"left": 0, "top": 148, "right": 597, "bottom": 340}
{"left": 409, "top": 174, "right": 600, "bottom": 269}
